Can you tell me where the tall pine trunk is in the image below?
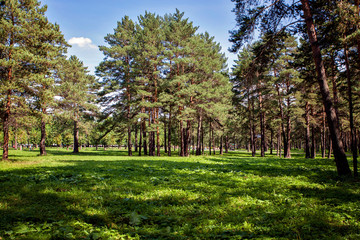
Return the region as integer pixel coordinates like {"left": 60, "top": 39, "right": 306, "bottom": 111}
{"left": 126, "top": 74, "right": 132, "bottom": 156}
{"left": 209, "top": 121, "right": 212, "bottom": 155}
{"left": 148, "top": 111, "right": 154, "bottom": 156}
{"left": 196, "top": 115, "right": 202, "bottom": 155}
{"left": 40, "top": 109, "right": 47, "bottom": 156}
{"left": 73, "top": 119, "right": 79, "bottom": 153}
{"left": 259, "top": 90, "right": 265, "bottom": 157}
{"left": 128, "top": 125, "right": 132, "bottom": 156}
{"left": 277, "top": 125, "right": 281, "bottom": 157}
{"left": 328, "top": 134, "right": 332, "bottom": 158}
{"left": 285, "top": 95, "right": 291, "bottom": 158}
{"left": 220, "top": 135, "right": 223, "bottom": 155}
{"left": 321, "top": 107, "right": 326, "bottom": 158}
{"left": 225, "top": 136, "right": 229, "bottom": 153}
{"left": 143, "top": 120, "right": 147, "bottom": 155}
{"left": 301, "top": 0, "right": 351, "bottom": 176}
{"left": 305, "top": 102, "right": 311, "bottom": 158}
{"left": 311, "top": 126, "right": 316, "bottom": 159}
{"left": 2, "top": 91, "right": 11, "bottom": 160}
{"left": 184, "top": 121, "right": 191, "bottom": 156}
{"left": 156, "top": 108, "right": 160, "bottom": 156}
{"left": 344, "top": 44, "right": 358, "bottom": 177}
{"left": 14, "top": 132, "right": 17, "bottom": 150}
{"left": 164, "top": 121, "right": 167, "bottom": 153}
{"left": 249, "top": 96, "right": 256, "bottom": 157}
{"left": 152, "top": 132, "right": 156, "bottom": 156}
{"left": 2, "top": 33, "right": 13, "bottom": 160}
{"left": 212, "top": 127, "right": 215, "bottom": 155}
{"left": 270, "top": 128, "right": 273, "bottom": 155}
{"left": 134, "top": 124, "right": 138, "bottom": 152}
{"left": 276, "top": 85, "right": 288, "bottom": 158}
{"left": 139, "top": 122, "right": 142, "bottom": 156}
{"left": 168, "top": 108, "right": 172, "bottom": 156}
{"left": 201, "top": 122, "right": 204, "bottom": 154}
{"left": 180, "top": 120, "right": 184, "bottom": 156}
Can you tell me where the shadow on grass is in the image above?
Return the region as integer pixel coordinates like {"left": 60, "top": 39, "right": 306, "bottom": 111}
{"left": 45, "top": 148, "right": 129, "bottom": 157}
{"left": 1, "top": 151, "right": 359, "bottom": 239}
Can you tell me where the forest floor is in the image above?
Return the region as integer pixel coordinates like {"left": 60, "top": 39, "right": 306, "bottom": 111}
{"left": 0, "top": 148, "right": 359, "bottom": 239}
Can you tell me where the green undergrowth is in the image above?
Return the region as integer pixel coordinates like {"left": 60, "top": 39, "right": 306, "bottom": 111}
{"left": 0, "top": 148, "right": 359, "bottom": 239}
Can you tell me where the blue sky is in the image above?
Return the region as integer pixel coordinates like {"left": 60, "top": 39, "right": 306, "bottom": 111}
{"left": 40, "top": 0, "right": 238, "bottom": 74}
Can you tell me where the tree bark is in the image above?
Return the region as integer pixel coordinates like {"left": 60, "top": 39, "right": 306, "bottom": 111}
{"left": 180, "top": 120, "right": 184, "bottom": 156}
{"left": 40, "top": 109, "right": 47, "bottom": 156}
{"left": 328, "top": 134, "right": 332, "bottom": 159}
{"left": 126, "top": 63, "right": 132, "bottom": 156}
{"left": 149, "top": 111, "right": 155, "bottom": 156}
{"left": 212, "top": 127, "right": 215, "bottom": 155}
{"left": 196, "top": 115, "right": 202, "bottom": 155}
{"left": 127, "top": 125, "right": 132, "bottom": 156}
{"left": 270, "top": 128, "right": 273, "bottom": 155}
{"left": 3, "top": 29, "right": 13, "bottom": 161}
{"left": 192, "top": 135, "right": 195, "bottom": 155}
{"left": 184, "top": 120, "right": 191, "bottom": 156}
{"left": 152, "top": 131, "right": 156, "bottom": 156}
{"left": 344, "top": 43, "right": 358, "bottom": 177}
{"left": 184, "top": 126, "right": 188, "bottom": 156}
{"left": 284, "top": 95, "right": 291, "bottom": 158}
{"left": 277, "top": 124, "right": 281, "bottom": 157}
{"left": 259, "top": 90, "right": 265, "bottom": 157}
{"left": 220, "top": 135, "right": 223, "bottom": 155}
{"left": 225, "top": 135, "right": 229, "bottom": 153}
{"left": 301, "top": 0, "right": 351, "bottom": 176}
{"left": 321, "top": 107, "right": 326, "bottom": 158}
{"left": 276, "top": 85, "right": 288, "bottom": 158}
{"left": 13, "top": 125, "right": 17, "bottom": 150}
{"left": 305, "top": 102, "right": 311, "bottom": 158}
{"left": 209, "top": 121, "right": 212, "bottom": 155}
{"left": 2, "top": 92, "right": 11, "bottom": 160}
{"left": 249, "top": 94, "right": 256, "bottom": 157}
{"left": 73, "top": 119, "right": 79, "bottom": 153}
{"left": 156, "top": 108, "right": 160, "bottom": 156}
{"left": 201, "top": 122, "right": 204, "bottom": 154}
{"left": 143, "top": 119, "right": 147, "bottom": 155}
{"left": 168, "top": 108, "right": 172, "bottom": 156}
{"left": 139, "top": 121, "right": 142, "bottom": 156}
{"left": 164, "top": 121, "right": 167, "bottom": 153}
{"left": 135, "top": 124, "right": 138, "bottom": 152}
{"left": 311, "top": 126, "right": 316, "bottom": 159}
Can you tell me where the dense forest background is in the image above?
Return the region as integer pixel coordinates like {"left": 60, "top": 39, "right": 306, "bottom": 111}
{"left": 1, "top": 0, "right": 360, "bottom": 177}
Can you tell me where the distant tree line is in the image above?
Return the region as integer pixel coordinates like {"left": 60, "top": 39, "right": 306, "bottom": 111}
{"left": 1, "top": 0, "right": 359, "bottom": 178}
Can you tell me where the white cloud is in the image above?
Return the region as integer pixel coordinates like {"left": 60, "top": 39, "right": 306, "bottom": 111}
{"left": 68, "top": 37, "right": 97, "bottom": 49}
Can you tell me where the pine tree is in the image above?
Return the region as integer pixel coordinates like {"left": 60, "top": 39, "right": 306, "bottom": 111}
{"left": 97, "top": 16, "right": 137, "bottom": 156}
{"left": 0, "top": 0, "right": 67, "bottom": 159}
{"left": 232, "top": 46, "right": 257, "bottom": 156}
{"left": 272, "top": 35, "right": 301, "bottom": 158}
{"left": 57, "top": 56, "right": 96, "bottom": 153}
{"left": 161, "top": 9, "right": 198, "bottom": 156}
{"left": 135, "top": 12, "right": 165, "bottom": 156}
{"left": 26, "top": 8, "right": 67, "bottom": 156}
{"left": 334, "top": 1, "right": 359, "bottom": 177}
{"left": 192, "top": 33, "right": 231, "bottom": 156}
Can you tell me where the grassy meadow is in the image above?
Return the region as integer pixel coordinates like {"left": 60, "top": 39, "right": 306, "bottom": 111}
{"left": 0, "top": 148, "right": 359, "bottom": 239}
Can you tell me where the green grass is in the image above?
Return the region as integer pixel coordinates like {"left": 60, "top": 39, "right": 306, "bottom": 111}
{"left": 0, "top": 148, "right": 359, "bottom": 239}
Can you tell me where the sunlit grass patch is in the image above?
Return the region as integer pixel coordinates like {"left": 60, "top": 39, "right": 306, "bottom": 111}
{"left": 0, "top": 148, "right": 359, "bottom": 239}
